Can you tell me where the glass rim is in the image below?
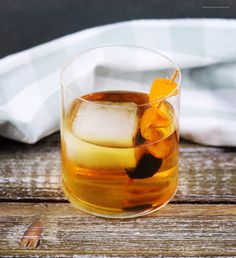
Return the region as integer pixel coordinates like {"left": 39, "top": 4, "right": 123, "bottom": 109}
{"left": 60, "top": 45, "right": 181, "bottom": 108}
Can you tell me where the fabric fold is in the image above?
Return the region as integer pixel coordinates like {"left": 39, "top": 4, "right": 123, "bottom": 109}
{"left": 0, "top": 19, "right": 236, "bottom": 146}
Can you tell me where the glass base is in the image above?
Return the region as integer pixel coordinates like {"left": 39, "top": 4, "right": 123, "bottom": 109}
{"left": 62, "top": 181, "right": 178, "bottom": 219}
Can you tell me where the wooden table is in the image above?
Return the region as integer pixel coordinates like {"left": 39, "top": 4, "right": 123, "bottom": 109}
{"left": 0, "top": 133, "right": 235, "bottom": 257}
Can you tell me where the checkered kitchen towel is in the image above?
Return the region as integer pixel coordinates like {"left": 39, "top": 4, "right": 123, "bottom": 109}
{"left": 0, "top": 19, "right": 236, "bottom": 146}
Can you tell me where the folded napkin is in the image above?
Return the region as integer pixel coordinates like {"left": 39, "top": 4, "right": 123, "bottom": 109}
{"left": 0, "top": 19, "right": 236, "bottom": 146}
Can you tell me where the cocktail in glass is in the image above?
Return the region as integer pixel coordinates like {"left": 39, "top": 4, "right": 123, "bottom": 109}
{"left": 60, "top": 46, "right": 181, "bottom": 218}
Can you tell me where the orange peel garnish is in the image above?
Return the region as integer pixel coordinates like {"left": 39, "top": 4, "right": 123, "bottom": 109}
{"left": 149, "top": 69, "right": 179, "bottom": 105}
{"left": 149, "top": 78, "right": 177, "bottom": 105}
{"left": 140, "top": 70, "right": 178, "bottom": 143}
{"left": 140, "top": 102, "right": 173, "bottom": 142}
{"left": 147, "top": 138, "right": 171, "bottom": 158}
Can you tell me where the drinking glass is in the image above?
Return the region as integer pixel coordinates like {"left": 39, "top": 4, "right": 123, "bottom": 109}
{"left": 60, "top": 45, "right": 181, "bottom": 218}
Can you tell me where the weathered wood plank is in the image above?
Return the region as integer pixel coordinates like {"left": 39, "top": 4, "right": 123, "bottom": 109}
{"left": 0, "top": 203, "right": 235, "bottom": 257}
{"left": 0, "top": 133, "right": 236, "bottom": 203}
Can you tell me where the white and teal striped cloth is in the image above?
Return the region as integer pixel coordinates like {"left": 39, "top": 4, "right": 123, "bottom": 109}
{"left": 0, "top": 19, "right": 236, "bottom": 146}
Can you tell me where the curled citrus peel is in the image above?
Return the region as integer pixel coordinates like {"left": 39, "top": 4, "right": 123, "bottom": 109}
{"left": 140, "top": 104, "right": 171, "bottom": 142}
{"left": 147, "top": 138, "right": 171, "bottom": 158}
{"left": 149, "top": 78, "right": 177, "bottom": 105}
{"left": 140, "top": 70, "right": 179, "bottom": 158}
{"left": 149, "top": 70, "right": 179, "bottom": 106}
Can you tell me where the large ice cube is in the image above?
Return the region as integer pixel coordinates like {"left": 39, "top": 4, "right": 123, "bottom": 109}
{"left": 64, "top": 130, "right": 143, "bottom": 169}
{"left": 72, "top": 101, "right": 139, "bottom": 147}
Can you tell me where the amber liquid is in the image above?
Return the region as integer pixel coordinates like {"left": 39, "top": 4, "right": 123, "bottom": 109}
{"left": 61, "top": 91, "right": 179, "bottom": 218}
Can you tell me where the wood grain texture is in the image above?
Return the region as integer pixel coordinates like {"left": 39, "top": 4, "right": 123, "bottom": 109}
{"left": 0, "top": 133, "right": 235, "bottom": 203}
{"left": 0, "top": 203, "right": 235, "bottom": 257}
{"left": 0, "top": 134, "right": 236, "bottom": 257}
